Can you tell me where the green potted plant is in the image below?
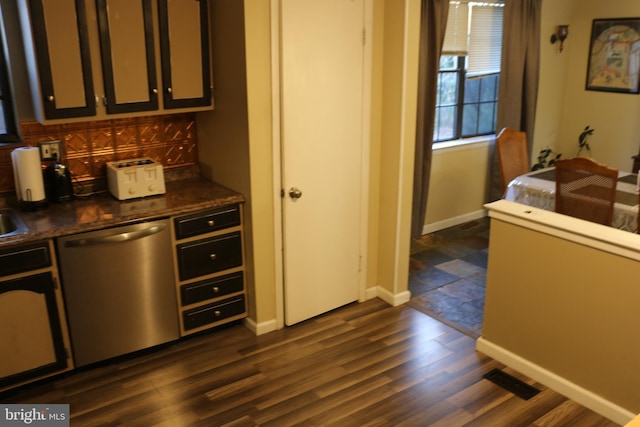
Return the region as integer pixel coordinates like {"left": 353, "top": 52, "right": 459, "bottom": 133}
{"left": 531, "top": 147, "right": 562, "bottom": 171}
{"left": 531, "top": 125, "right": 595, "bottom": 171}
{"left": 577, "top": 125, "right": 594, "bottom": 156}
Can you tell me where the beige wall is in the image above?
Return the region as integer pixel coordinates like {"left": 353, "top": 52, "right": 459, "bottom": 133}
{"left": 424, "top": 140, "right": 491, "bottom": 230}
{"left": 241, "top": 0, "right": 278, "bottom": 325}
{"left": 481, "top": 202, "right": 640, "bottom": 422}
{"left": 197, "top": 0, "right": 277, "bottom": 326}
{"left": 366, "top": 0, "right": 384, "bottom": 292}
{"left": 374, "top": 0, "right": 420, "bottom": 299}
{"left": 532, "top": 0, "right": 574, "bottom": 163}
{"left": 551, "top": 0, "right": 640, "bottom": 169}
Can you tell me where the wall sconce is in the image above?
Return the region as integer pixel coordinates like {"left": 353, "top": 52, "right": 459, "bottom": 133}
{"left": 550, "top": 25, "right": 569, "bottom": 52}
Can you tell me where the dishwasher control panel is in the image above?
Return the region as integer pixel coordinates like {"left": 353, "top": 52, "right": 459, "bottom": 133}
{"left": 106, "top": 157, "right": 165, "bottom": 200}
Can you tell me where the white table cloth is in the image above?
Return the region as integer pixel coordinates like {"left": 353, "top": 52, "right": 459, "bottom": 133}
{"left": 503, "top": 167, "right": 639, "bottom": 232}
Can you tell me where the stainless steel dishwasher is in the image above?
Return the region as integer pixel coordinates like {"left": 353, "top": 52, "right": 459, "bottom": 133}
{"left": 56, "top": 218, "right": 179, "bottom": 367}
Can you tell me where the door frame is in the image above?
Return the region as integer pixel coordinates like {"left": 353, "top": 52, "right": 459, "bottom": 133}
{"left": 270, "top": 0, "right": 373, "bottom": 329}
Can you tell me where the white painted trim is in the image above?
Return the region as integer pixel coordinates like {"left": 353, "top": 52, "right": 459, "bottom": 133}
{"left": 485, "top": 200, "right": 640, "bottom": 262}
{"left": 243, "top": 317, "right": 278, "bottom": 336}
{"left": 365, "top": 286, "right": 378, "bottom": 300}
{"left": 270, "top": 0, "right": 285, "bottom": 330}
{"left": 358, "top": 0, "right": 373, "bottom": 303}
{"left": 376, "top": 286, "right": 411, "bottom": 307}
{"left": 476, "top": 337, "right": 636, "bottom": 425}
{"left": 432, "top": 135, "right": 493, "bottom": 152}
{"left": 422, "top": 209, "right": 487, "bottom": 235}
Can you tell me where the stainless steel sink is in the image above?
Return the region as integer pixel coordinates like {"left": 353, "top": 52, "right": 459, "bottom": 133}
{"left": 0, "top": 209, "right": 29, "bottom": 237}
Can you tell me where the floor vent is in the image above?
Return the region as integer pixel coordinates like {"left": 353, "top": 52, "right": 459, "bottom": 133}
{"left": 483, "top": 368, "right": 541, "bottom": 400}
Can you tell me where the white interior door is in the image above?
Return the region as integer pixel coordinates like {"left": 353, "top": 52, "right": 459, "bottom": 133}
{"left": 281, "top": 0, "right": 364, "bottom": 325}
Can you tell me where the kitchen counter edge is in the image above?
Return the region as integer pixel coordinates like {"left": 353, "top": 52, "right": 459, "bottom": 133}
{"left": 0, "top": 177, "right": 245, "bottom": 248}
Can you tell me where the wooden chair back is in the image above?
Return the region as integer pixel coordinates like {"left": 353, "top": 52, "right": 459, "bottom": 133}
{"left": 554, "top": 156, "right": 618, "bottom": 226}
{"left": 496, "top": 127, "right": 529, "bottom": 194}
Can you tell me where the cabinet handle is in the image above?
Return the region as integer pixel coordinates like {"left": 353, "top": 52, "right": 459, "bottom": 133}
{"left": 64, "top": 224, "right": 167, "bottom": 247}
{"left": 47, "top": 95, "right": 54, "bottom": 102}
{"left": 207, "top": 219, "right": 215, "bottom": 227}
{"left": 212, "top": 286, "right": 219, "bottom": 293}
{"left": 152, "top": 88, "right": 158, "bottom": 94}
{"left": 167, "top": 87, "right": 172, "bottom": 94}
{"left": 209, "top": 253, "right": 217, "bottom": 260}
{"left": 214, "top": 310, "right": 221, "bottom": 317}
{"left": 102, "top": 96, "right": 108, "bottom": 106}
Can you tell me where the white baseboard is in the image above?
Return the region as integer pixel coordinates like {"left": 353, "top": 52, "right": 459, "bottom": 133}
{"left": 476, "top": 337, "right": 636, "bottom": 425}
{"left": 243, "top": 317, "right": 277, "bottom": 336}
{"left": 375, "top": 286, "right": 411, "bottom": 306}
{"left": 422, "top": 209, "right": 487, "bottom": 235}
{"left": 365, "top": 286, "right": 377, "bottom": 300}
{"left": 245, "top": 287, "right": 380, "bottom": 335}
{"left": 245, "top": 286, "right": 407, "bottom": 336}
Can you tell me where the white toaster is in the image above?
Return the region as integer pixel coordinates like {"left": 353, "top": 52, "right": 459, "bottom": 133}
{"left": 106, "top": 158, "right": 166, "bottom": 200}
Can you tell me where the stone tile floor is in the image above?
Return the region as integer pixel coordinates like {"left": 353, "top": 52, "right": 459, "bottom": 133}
{"left": 408, "top": 217, "right": 490, "bottom": 338}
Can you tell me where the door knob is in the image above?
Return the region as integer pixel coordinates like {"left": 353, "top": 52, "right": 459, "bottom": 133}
{"left": 288, "top": 187, "right": 303, "bottom": 199}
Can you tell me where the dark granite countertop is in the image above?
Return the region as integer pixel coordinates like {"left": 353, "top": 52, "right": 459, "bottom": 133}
{"left": 0, "top": 175, "right": 245, "bottom": 249}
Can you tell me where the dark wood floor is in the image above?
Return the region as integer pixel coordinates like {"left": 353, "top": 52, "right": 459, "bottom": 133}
{"left": 2, "top": 299, "right": 619, "bottom": 426}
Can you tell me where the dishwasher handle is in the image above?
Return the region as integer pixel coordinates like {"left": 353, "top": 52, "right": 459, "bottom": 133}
{"left": 63, "top": 223, "right": 167, "bottom": 248}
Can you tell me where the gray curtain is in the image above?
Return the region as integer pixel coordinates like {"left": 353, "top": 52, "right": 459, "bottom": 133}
{"left": 489, "top": 0, "right": 542, "bottom": 201}
{"left": 411, "top": 0, "right": 449, "bottom": 238}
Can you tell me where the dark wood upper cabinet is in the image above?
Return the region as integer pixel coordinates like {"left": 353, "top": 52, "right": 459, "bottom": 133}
{"left": 96, "top": 0, "right": 158, "bottom": 114}
{"left": 158, "top": 0, "right": 212, "bottom": 109}
{"left": 19, "top": 0, "right": 213, "bottom": 123}
{"left": 19, "top": 0, "right": 96, "bottom": 120}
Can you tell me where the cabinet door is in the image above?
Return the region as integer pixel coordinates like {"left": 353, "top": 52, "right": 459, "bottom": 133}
{"left": 158, "top": 0, "right": 212, "bottom": 109}
{"left": 26, "top": 0, "right": 96, "bottom": 119}
{"left": 0, "top": 272, "right": 68, "bottom": 389}
{"left": 96, "top": 0, "right": 158, "bottom": 114}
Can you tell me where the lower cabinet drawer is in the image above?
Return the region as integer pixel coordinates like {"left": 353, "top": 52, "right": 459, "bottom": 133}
{"left": 177, "top": 231, "right": 243, "bottom": 281}
{"left": 174, "top": 205, "right": 241, "bottom": 239}
{"left": 180, "top": 272, "right": 244, "bottom": 306}
{"left": 183, "top": 295, "right": 246, "bottom": 330}
{"left": 0, "top": 242, "right": 51, "bottom": 277}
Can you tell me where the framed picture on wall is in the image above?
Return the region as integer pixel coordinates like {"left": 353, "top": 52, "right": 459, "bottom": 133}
{"left": 586, "top": 18, "right": 640, "bottom": 94}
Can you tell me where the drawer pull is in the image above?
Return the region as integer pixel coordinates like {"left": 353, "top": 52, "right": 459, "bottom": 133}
{"left": 207, "top": 219, "right": 215, "bottom": 227}
{"left": 209, "top": 253, "right": 217, "bottom": 260}
{"left": 212, "top": 286, "right": 220, "bottom": 293}
{"left": 214, "top": 310, "right": 222, "bottom": 317}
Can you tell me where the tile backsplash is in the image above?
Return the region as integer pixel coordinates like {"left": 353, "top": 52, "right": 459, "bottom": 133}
{"left": 0, "top": 113, "right": 198, "bottom": 195}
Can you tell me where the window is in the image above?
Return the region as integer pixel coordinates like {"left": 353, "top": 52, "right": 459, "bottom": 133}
{"left": 434, "top": 1, "right": 503, "bottom": 143}
{"left": 0, "top": 8, "right": 18, "bottom": 143}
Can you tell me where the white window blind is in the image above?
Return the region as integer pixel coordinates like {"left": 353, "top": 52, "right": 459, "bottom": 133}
{"left": 442, "top": 2, "right": 469, "bottom": 55}
{"left": 467, "top": 4, "right": 503, "bottom": 76}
